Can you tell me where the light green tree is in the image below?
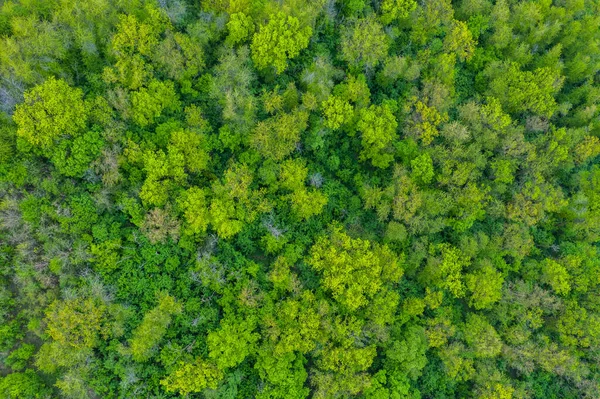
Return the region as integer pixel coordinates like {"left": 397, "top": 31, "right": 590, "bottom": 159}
{"left": 321, "top": 95, "right": 354, "bottom": 130}
{"left": 251, "top": 110, "right": 309, "bottom": 160}
{"left": 357, "top": 103, "right": 398, "bottom": 168}
{"left": 208, "top": 317, "right": 260, "bottom": 370}
{"left": 379, "top": 0, "right": 417, "bottom": 24}
{"left": 308, "top": 227, "right": 403, "bottom": 311}
{"left": 341, "top": 17, "right": 389, "bottom": 69}
{"left": 410, "top": 153, "right": 435, "bottom": 184}
{"left": 161, "top": 357, "right": 223, "bottom": 395}
{"left": 130, "top": 79, "right": 180, "bottom": 127}
{"left": 129, "top": 293, "right": 182, "bottom": 362}
{"left": 463, "top": 313, "right": 502, "bottom": 358}
{"left": 251, "top": 12, "right": 312, "bottom": 74}
{"left": 178, "top": 187, "right": 211, "bottom": 237}
{"left": 227, "top": 12, "right": 255, "bottom": 45}
{"left": 13, "top": 77, "right": 88, "bottom": 150}
{"left": 465, "top": 263, "right": 504, "bottom": 309}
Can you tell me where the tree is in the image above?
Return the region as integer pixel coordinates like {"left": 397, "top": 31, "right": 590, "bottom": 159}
{"left": 422, "top": 244, "right": 468, "bottom": 298}
{"left": 463, "top": 314, "right": 502, "bottom": 358}
{"left": 227, "top": 12, "right": 255, "bottom": 45}
{"left": 139, "top": 148, "right": 186, "bottom": 207}
{"left": 278, "top": 158, "right": 328, "bottom": 219}
{"left": 356, "top": 102, "right": 398, "bottom": 168}
{"left": 210, "top": 47, "right": 257, "bottom": 139}
{"left": 178, "top": 187, "right": 211, "bottom": 237}
{"left": 161, "top": 358, "right": 223, "bottom": 395}
{"left": 0, "top": 370, "right": 52, "bottom": 399}
{"left": 444, "top": 20, "right": 476, "bottom": 61}
{"left": 289, "top": 189, "right": 327, "bottom": 220}
{"left": 105, "top": 9, "right": 167, "bottom": 89}
{"left": 465, "top": 263, "right": 504, "bottom": 309}
{"left": 13, "top": 77, "right": 88, "bottom": 150}
{"left": 301, "top": 56, "right": 339, "bottom": 102}
{"left": 541, "top": 258, "right": 571, "bottom": 296}
{"left": 168, "top": 128, "right": 210, "bottom": 173}
{"left": 207, "top": 317, "right": 259, "bottom": 370}
{"left": 321, "top": 95, "right": 354, "bottom": 130}
{"left": 486, "top": 62, "right": 564, "bottom": 117}
{"left": 255, "top": 351, "right": 309, "bottom": 399}
{"left": 251, "top": 12, "right": 312, "bottom": 74}
{"left": 36, "top": 296, "right": 124, "bottom": 374}
{"left": 407, "top": 99, "right": 448, "bottom": 145}
{"left": 209, "top": 162, "right": 271, "bottom": 239}
{"left": 153, "top": 31, "right": 205, "bottom": 82}
{"left": 130, "top": 79, "right": 180, "bottom": 126}
{"left": 340, "top": 17, "right": 389, "bottom": 69}
{"left": 141, "top": 207, "right": 181, "bottom": 244}
{"left": 251, "top": 109, "right": 309, "bottom": 161}
{"left": 384, "top": 325, "right": 428, "bottom": 380}
{"left": 379, "top": 0, "right": 417, "bottom": 25}
{"left": 129, "top": 293, "right": 182, "bottom": 362}
{"left": 50, "top": 130, "right": 104, "bottom": 177}
{"left": 44, "top": 298, "right": 109, "bottom": 350}
{"left": 308, "top": 226, "right": 403, "bottom": 311}
{"left": 411, "top": 153, "right": 435, "bottom": 184}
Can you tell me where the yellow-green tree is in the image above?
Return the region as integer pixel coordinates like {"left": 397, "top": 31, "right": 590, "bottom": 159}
{"left": 356, "top": 102, "right": 398, "bottom": 168}
{"left": 251, "top": 12, "right": 312, "bottom": 74}
{"left": 308, "top": 227, "right": 403, "bottom": 311}
{"left": 13, "top": 77, "right": 88, "bottom": 150}
{"left": 129, "top": 293, "right": 182, "bottom": 362}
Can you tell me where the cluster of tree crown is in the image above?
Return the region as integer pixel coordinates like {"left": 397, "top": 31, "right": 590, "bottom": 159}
{"left": 1, "top": 0, "right": 600, "bottom": 398}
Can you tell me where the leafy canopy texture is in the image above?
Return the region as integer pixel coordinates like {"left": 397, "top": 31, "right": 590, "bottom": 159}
{"left": 251, "top": 12, "right": 312, "bottom": 74}
{"left": 2, "top": 0, "right": 600, "bottom": 398}
{"left": 13, "top": 77, "right": 88, "bottom": 150}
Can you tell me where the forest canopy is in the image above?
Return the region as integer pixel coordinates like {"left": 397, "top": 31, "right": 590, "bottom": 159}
{"left": 1, "top": 0, "right": 600, "bottom": 398}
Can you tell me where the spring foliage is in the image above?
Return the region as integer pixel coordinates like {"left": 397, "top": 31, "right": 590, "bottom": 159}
{"left": 1, "top": 0, "right": 600, "bottom": 398}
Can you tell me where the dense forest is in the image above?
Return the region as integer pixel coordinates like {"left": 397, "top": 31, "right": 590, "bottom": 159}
{"left": 0, "top": 0, "right": 600, "bottom": 398}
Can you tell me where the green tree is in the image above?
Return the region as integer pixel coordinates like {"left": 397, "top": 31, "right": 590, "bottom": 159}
{"left": 308, "top": 227, "right": 403, "bottom": 311}
{"left": 227, "top": 12, "right": 255, "bottom": 45}
{"left": 50, "top": 130, "right": 104, "bottom": 177}
{"left": 13, "top": 77, "right": 88, "bottom": 150}
{"left": 178, "top": 187, "right": 211, "bottom": 237}
{"left": 341, "top": 17, "right": 389, "bottom": 69}
{"left": 444, "top": 20, "right": 476, "bottom": 61}
{"left": 422, "top": 244, "right": 468, "bottom": 298}
{"left": 139, "top": 147, "right": 186, "bottom": 207}
{"left": 486, "top": 62, "right": 564, "bottom": 117}
{"left": 465, "top": 263, "right": 504, "bottom": 309}
{"left": 407, "top": 99, "right": 448, "bottom": 145}
{"left": 153, "top": 31, "right": 205, "bottom": 82}
{"left": 411, "top": 153, "right": 435, "bottom": 184}
{"left": 356, "top": 102, "right": 398, "bottom": 168}
{"left": 208, "top": 317, "right": 260, "bottom": 370}
{"left": 0, "top": 370, "right": 52, "bottom": 399}
{"left": 130, "top": 79, "right": 180, "bottom": 127}
{"left": 129, "top": 293, "right": 182, "bottom": 362}
{"left": 379, "top": 0, "right": 417, "bottom": 24}
{"left": 463, "top": 314, "right": 502, "bottom": 358}
{"left": 541, "top": 258, "right": 571, "bottom": 296}
{"left": 251, "top": 109, "right": 309, "bottom": 161}
{"left": 321, "top": 95, "right": 354, "bottom": 130}
{"left": 251, "top": 12, "right": 312, "bottom": 74}
{"left": 161, "top": 358, "right": 223, "bottom": 395}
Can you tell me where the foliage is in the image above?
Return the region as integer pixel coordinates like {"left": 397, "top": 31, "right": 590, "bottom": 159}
{"left": 13, "top": 77, "right": 87, "bottom": 150}
{"left": 129, "top": 293, "right": 182, "bottom": 362}
{"left": 1, "top": 0, "right": 600, "bottom": 398}
{"left": 251, "top": 12, "right": 312, "bottom": 74}
{"left": 308, "top": 227, "right": 403, "bottom": 311}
